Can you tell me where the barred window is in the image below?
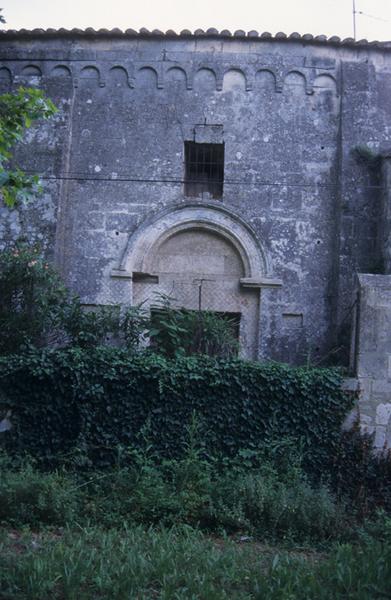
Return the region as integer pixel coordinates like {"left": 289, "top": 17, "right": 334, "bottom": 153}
{"left": 184, "top": 141, "right": 224, "bottom": 199}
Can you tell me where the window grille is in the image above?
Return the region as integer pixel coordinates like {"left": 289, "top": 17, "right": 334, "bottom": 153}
{"left": 184, "top": 141, "right": 224, "bottom": 199}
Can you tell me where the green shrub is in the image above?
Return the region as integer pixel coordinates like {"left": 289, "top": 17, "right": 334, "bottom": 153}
{"left": 332, "top": 425, "right": 391, "bottom": 515}
{"left": 0, "top": 446, "right": 347, "bottom": 543}
{"left": 0, "top": 245, "right": 151, "bottom": 354}
{"left": 205, "top": 467, "right": 346, "bottom": 542}
{"left": 0, "top": 459, "right": 79, "bottom": 527}
{"left": 77, "top": 435, "right": 348, "bottom": 543}
{"left": 150, "top": 293, "right": 239, "bottom": 358}
{"left": 0, "top": 248, "right": 240, "bottom": 357}
{"left": 0, "top": 244, "right": 67, "bottom": 354}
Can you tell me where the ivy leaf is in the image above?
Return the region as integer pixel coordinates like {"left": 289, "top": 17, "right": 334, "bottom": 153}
{"left": 0, "top": 170, "right": 9, "bottom": 185}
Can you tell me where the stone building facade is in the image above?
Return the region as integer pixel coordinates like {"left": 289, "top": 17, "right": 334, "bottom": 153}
{"left": 1, "top": 28, "right": 391, "bottom": 446}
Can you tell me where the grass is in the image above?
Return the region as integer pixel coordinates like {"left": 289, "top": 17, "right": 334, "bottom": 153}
{"left": 0, "top": 523, "right": 390, "bottom": 599}
{"left": 0, "top": 448, "right": 349, "bottom": 544}
{"left": 0, "top": 448, "right": 390, "bottom": 599}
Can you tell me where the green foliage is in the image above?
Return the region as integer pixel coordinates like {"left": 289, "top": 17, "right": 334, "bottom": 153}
{"left": 0, "top": 245, "right": 149, "bottom": 354}
{"left": 83, "top": 448, "right": 347, "bottom": 543}
{"left": 0, "top": 246, "right": 236, "bottom": 356}
{"left": 60, "top": 301, "right": 121, "bottom": 349}
{"left": 121, "top": 304, "right": 151, "bottom": 349}
{"left": 0, "top": 525, "right": 280, "bottom": 599}
{"left": 150, "top": 294, "right": 239, "bottom": 358}
{"left": 0, "top": 346, "right": 351, "bottom": 478}
{"left": 0, "top": 519, "right": 390, "bottom": 599}
{"left": 0, "top": 244, "right": 68, "bottom": 354}
{"left": 0, "top": 456, "right": 80, "bottom": 527}
{"left": 0, "top": 87, "right": 57, "bottom": 208}
{"left": 332, "top": 425, "right": 391, "bottom": 515}
{"left": 0, "top": 445, "right": 348, "bottom": 543}
{"left": 0, "top": 442, "right": 389, "bottom": 598}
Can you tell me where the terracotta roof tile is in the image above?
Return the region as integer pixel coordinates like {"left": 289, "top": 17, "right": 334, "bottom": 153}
{"left": 0, "top": 28, "right": 389, "bottom": 49}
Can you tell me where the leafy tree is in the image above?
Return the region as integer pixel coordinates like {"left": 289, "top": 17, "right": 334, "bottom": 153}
{"left": 0, "top": 243, "right": 68, "bottom": 353}
{"left": 0, "top": 87, "right": 57, "bottom": 208}
{"left": 0, "top": 244, "right": 150, "bottom": 354}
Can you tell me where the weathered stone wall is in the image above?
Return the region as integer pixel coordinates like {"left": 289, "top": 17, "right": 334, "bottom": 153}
{"left": 1, "top": 31, "right": 391, "bottom": 364}
{"left": 353, "top": 274, "right": 391, "bottom": 449}
{"left": 381, "top": 155, "right": 391, "bottom": 274}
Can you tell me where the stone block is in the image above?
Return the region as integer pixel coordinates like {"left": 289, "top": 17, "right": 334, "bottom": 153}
{"left": 376, "top": 403, "right": 391, "bottom": 426}
{"left": 106, "top": 213, "right": 138, "bottom": 232}
{"left": 86, "top": 211, "right": 105, "bottom": 230}
{"left": 374, "top": 426, "right": 387, "bottom": 449}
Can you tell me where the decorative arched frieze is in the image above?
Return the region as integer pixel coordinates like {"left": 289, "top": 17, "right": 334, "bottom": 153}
{"left": 254, "top": 68, "right": 277, "bottom": 92}
{"left": 0, "top": 60, "right": 338, "bottom": 96}
{"left": 192, "top": 67, "right": 218, "bottom": 91}
{"left": 50, "top": 64, "right": 72, "bottom": 78}
{"left": 164, "top": 65, "right": 189, "bottom": 89}
{"left": 222, "top": 68, "right": 247, "bottom": 91}
{"left": 108, "top": 65, "right": 132, "bottom": 88}
{"left": 313, "top": 73, "right": 338, "bottom": 94}
{"left": 283, "top": 69, "right": 311, "bottom": 94}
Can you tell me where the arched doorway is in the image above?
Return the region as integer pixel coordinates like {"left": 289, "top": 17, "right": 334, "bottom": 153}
{"left": 116, "top": 203, "right": 271, "bottom": 359}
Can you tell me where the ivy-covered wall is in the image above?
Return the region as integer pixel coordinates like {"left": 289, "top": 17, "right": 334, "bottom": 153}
{"left": 0, "top": 348, "right": 352, "bottom": 476}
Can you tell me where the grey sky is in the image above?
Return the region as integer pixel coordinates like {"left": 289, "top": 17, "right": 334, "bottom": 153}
{"left": 3, "top": 0, "right": 391, "bottom": 41}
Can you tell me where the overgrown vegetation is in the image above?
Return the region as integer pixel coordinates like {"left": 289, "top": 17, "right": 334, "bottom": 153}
{"left": 150, "top": 294, "right": 239, "bottom": 358}
{"left": 0, "top": 239, "right": 391, "bottom": 597}
{"left": 1, "top": 520, "right": 390, "bottom": 600}
{"left": 0, "top": 441, "right": 346, "bottom": 542}
{"left": 0, "top": 244, "right": 239, "bottom": 357}
{"left": 0, "top": 347, "right": 351, "bottom": 477}
{"left": 0, "top": 88, "right": 57, "bottom": 208}
{"left": 0, "top": 448, "right": 390, "bottom": 599}
{"left": 0, "top": 245, "right": 68, "bottom": 354}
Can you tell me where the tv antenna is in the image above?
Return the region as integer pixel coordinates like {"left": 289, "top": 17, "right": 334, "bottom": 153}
{"left": 353, "top": 0, "right": 357, "bottom": 40}
{"left": 352, "top": 1, "right": 390, "bottom": 40}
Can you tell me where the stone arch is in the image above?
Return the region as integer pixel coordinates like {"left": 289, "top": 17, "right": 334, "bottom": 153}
{"left": 313, "top": 74, "right": 337, "bottom": 92}
{"left": 223, "top": 68, "right": 246, "bottom": 91}
{"left": 113, "top": 203, "right": 272, "bottom": 359}
{"left": 165, "top": 66, "right": 187, "bottom": 88}
{"left": 120, "top": 203, "right": 268, "bottom": 278}
{"left": 51, "top": 65, "right": 72, "bottom": 78}
{"left": 0, "top": 67, "right": 12, "bottom": 90}
{"left": 284, "top": 70, "right": 307, "bottom": 94}
{"left": 136, "top": 66, "right": 159, "bottom": 89}
{"left": 21, "top": 64, "right": 42, "bottom": 77}
{"left": 109, "top": 66, "right": 130, "bottom": 87}
{"left": 80, "top": 66, "right": 100, "bottom": 83}
{"left": 193, "top": 68, "right": 217, "bottom": 91}
{"left": 255, "top": 69, "right": 276, "bottom": 91}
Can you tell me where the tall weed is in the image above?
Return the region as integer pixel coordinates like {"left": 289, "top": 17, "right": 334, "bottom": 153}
{"left": 0, "top": 457, "right": 80, "bottom": 527}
